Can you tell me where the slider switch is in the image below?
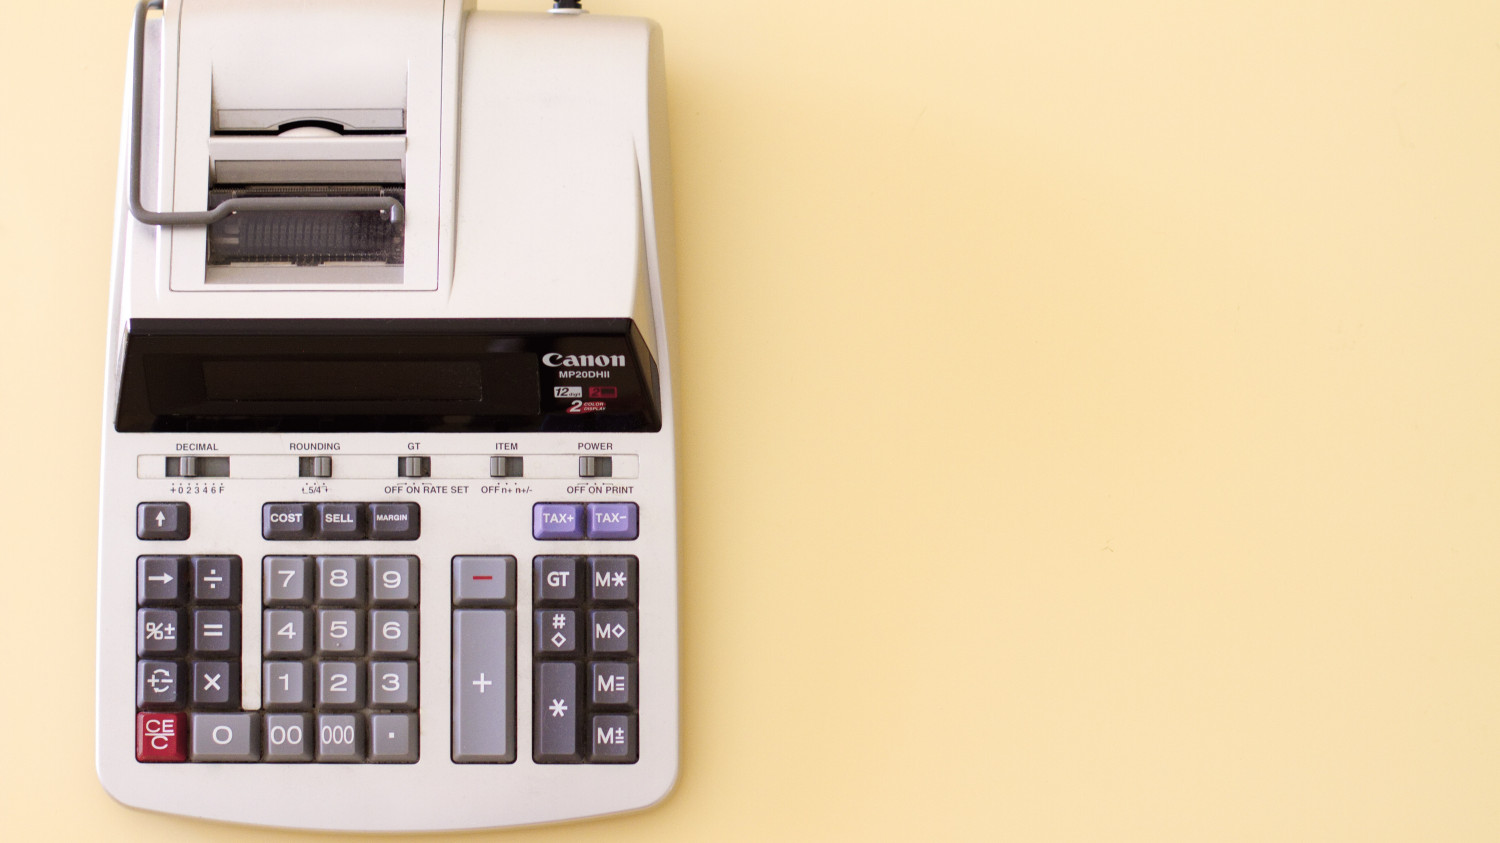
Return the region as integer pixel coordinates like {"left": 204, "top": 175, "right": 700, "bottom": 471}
{"left": 299, "top": 457, "right": 333, "bottom": 478}
{"left": 398, "top": 457, "right": 431, "bottom": 478}
{"left": 578, "top": 457, "right": 612, "bottom": 478}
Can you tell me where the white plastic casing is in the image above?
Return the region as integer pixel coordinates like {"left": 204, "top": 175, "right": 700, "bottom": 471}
{"left": 96, "top": 1, "right": 679, "bottom": 830}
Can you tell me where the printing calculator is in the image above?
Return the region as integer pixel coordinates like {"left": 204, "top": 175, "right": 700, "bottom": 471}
{"left": 95, "top": 0, "right": 680, "bottom": 830}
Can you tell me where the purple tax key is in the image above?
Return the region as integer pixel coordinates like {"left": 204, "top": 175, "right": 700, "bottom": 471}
{"left": 587, "top": 503, "right": 639, "bottom": 541}
{"left": 533, "top": 503, "right": 586, "bottom": 540}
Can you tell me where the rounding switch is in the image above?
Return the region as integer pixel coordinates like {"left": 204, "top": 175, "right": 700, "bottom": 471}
{"left": 299, "top": 457, "right": 333, "bottom": 478}
{"left": 398, "top": 456, "right": 431, "bottom": 478}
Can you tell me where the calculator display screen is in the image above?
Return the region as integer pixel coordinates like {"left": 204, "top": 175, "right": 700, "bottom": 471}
{"left": 202, "top": 361, "right": 488, "bottom": 403}
{"left": 115, "top": 318, "right": 661, "bottom": 433}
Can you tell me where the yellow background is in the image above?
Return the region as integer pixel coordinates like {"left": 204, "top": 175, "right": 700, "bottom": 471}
{"left": 3, "top": 0, "right": 1498, "bottom": 839}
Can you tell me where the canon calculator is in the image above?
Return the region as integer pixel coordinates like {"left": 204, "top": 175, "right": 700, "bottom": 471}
{"left": 96, "top": 0, "right": 680, "bottom": 830}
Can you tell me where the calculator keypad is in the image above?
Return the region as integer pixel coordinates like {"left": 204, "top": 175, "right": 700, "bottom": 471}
{"left": 532, "top": 555, "right": 640, "bottom": 763}
{"left": 133, "top": 498, "right": 645, "bottom": 768}
{"left": 264, "top": 555, "right": 421, "bottom": 763}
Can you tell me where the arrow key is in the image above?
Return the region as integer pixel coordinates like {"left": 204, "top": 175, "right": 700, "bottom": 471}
{"left": 137, "top": 502, "right": 189, "bottom": 541}
{"left": 137, "top": 556, "right": 188, "bottom": 606}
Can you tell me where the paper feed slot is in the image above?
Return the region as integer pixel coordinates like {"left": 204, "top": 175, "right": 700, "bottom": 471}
{"left": 209, "top": 133, "right": 407, "bottom": 185}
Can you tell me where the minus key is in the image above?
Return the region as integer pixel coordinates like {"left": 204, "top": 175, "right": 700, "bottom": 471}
{"left": 451, "top": 556, "right": 516, "bottom": 607}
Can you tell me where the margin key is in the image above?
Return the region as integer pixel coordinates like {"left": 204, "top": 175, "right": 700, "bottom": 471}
{"left": 452, "top": 610, "right": 515, "bottom": 763}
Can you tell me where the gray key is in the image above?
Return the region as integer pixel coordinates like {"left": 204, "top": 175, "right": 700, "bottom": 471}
{"left": 590, "top": 661, "right": 637, "bottom": 708}
{"left": 370, "top": 661, "right": 418, "bottom": 710}
{"left": 138, "top": 502, "right": 190, "bottom": 541}
{"left": 534, "top": 556, "right": 582, "bottom": 605}
{"left": 136, "top": 660, "right": 182, "bottom": 709}
{"left": 263, "top": 661, "right": 312, "bottom": 710}
{"left": 370, "top": 556, "right": 418, "bottom": 606}
{"left": 534, "top": 661, "right": 580, "bottom": 762}
{"left": 263, "top": 609, "right": 312, "bottom": 658}
{"left": 316, "top": 713, "right": 365, "bottom": 762}
{"left": 370, "top": 609, "right": 418, "bottom": 658}
{"left": 317, "top": 555, "right": 366, "bottom": 605}
{"left": 263, "top": 713, "right": 314, "bottom": 762}
{"left": 590, "top": 714, "right": 638, "bottom": 763}
{"left": 193, "top": 661, "right": 237, "bottom": 708}
{"left": 452, "top": 609, "right": 515, "bottom": 763}
{"left": 318, "top": 608, "right": 364, "bottom": 655}
{"left": 589, "top": 610, "right": 635, "bottom": 656}
{"left": 137, "top": 608, "right": 184, "bottom": 657}
{"left": 262, "top": 503, "right": 315, "bottom": 540}
{"left": 588, "top": 556, "right": 638, "bottom": 603}
{"left": 193, "top": 609, "right": 239, "bottom": 656}
{"left": 263, "top": 556, "right": 313, "bottom": 605}
{"left": 369, "top": 713, "right": 419, "bottom": 763}
{"left": 318, "top": 661, "right": 365, "bottom": 710}
{"left": 191, "top": 713, "right": 261, "bottom": 762}
{"left": 137, "top": 556, "right": 187, "bottom": 606}
{"left": 535, "top": 610, "right": 578, "bottom": 656}
{"left": 452, "top": 556, "right": 515, "bottom": 607}
{"left": 191, "top": 556, "right": 241, "bottom": 604}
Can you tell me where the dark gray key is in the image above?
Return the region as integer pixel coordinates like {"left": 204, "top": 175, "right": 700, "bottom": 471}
{"left": 192, "top": 661, "right": 237, "bottom": 709}
{"left": 318, "top": 609, "right": 364, "bottom": 656}
{"left": 263, "top": 661, "right": 312, "bottom": 710}
{"left": 193, "top": 609, "right": 239, "bottom": 656}
{"left": 534, "top": 661, "right": 580, "bottom": 762}
{"left": 590, "top": 661, "right": 637, "bottom": 709}
{"left": 367, "top": 503, "right": 420, "bottom": 540}
{"left": 452, "top": 609, "right": 515, "bottom": 763}
{"left": 137, "top": 556, "right": 187, "bottom": 606}
{"left": 370, "top": 556, "right": 419, "bottom": 606}
{"left": 590, "top": 714, "right": 638, "bottom": 763}
{"left": 317, "top": 556, "right": 366, "bottom": 605}
{"left": 316, "top": 713, "right": 365, "bottom": 762}
{"left": 370, "top": 610, "right": 418, "bottom": 658}
{"left": 535, "top": 610, "right": 578, "bottom": 657}
{"left": 137, "top": 502, "right": 189, "bottom": 540}
{"left": 589, "top": 610, "right": 635, "bottom": 656}
{"left": 318, "top": 661, "right": 364, "bottom": 710}
{"left": 534, "top": 556, "right": 582, "bottom": 605}
{"left": 263, "top": 609, "right": 312, "bottom": 658}
{"left": 316, "top": 502, "right": 365, "bottom": 540}
{"left": 369, "top": 713, "right": 419, "bottom": 763}
{"left": 191, "top": 713, "right": 260, "bottom": 762}
{"left": 588, "top": 556, "right": 638, "bottom": 603}
{"left": 370, "top": 661, "right": 418, "bottom": 710}
{"left": 264, "top": 713, "right": 314, "bottom": 762}
{"left": 136, "top": 660, "right": 183, "bottom": 709}
{"left": 262, "top": 502, "right": 315, "bottom": 540}
{"left": 451, "top": 556, "right": 515, "bottom": 607}
{"left": 137, "top": 608, "right": 184, "bottom": 657}
{"left": 191, "top": 556, "right": 241, "bottom": 604}
{"left": 263, "top": 556, "right": 313, "bottom": 605}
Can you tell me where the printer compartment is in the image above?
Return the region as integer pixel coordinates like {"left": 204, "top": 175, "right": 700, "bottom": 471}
{"left": 207, "top": 186, "right": 406, "bottom": 267}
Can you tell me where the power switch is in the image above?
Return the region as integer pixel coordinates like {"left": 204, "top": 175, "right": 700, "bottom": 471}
{"left": 299, "top": 457, "right": 333, "bottom": 478}
{"left": 397, "top": 457, "right": 431, "bottom": 478}
{"left": 579, "top": 457, "right": 613, "bottom": 478}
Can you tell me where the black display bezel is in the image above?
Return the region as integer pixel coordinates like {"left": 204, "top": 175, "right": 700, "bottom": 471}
{"left": 115, "top": 319, "right": 661, "bottom": 433}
